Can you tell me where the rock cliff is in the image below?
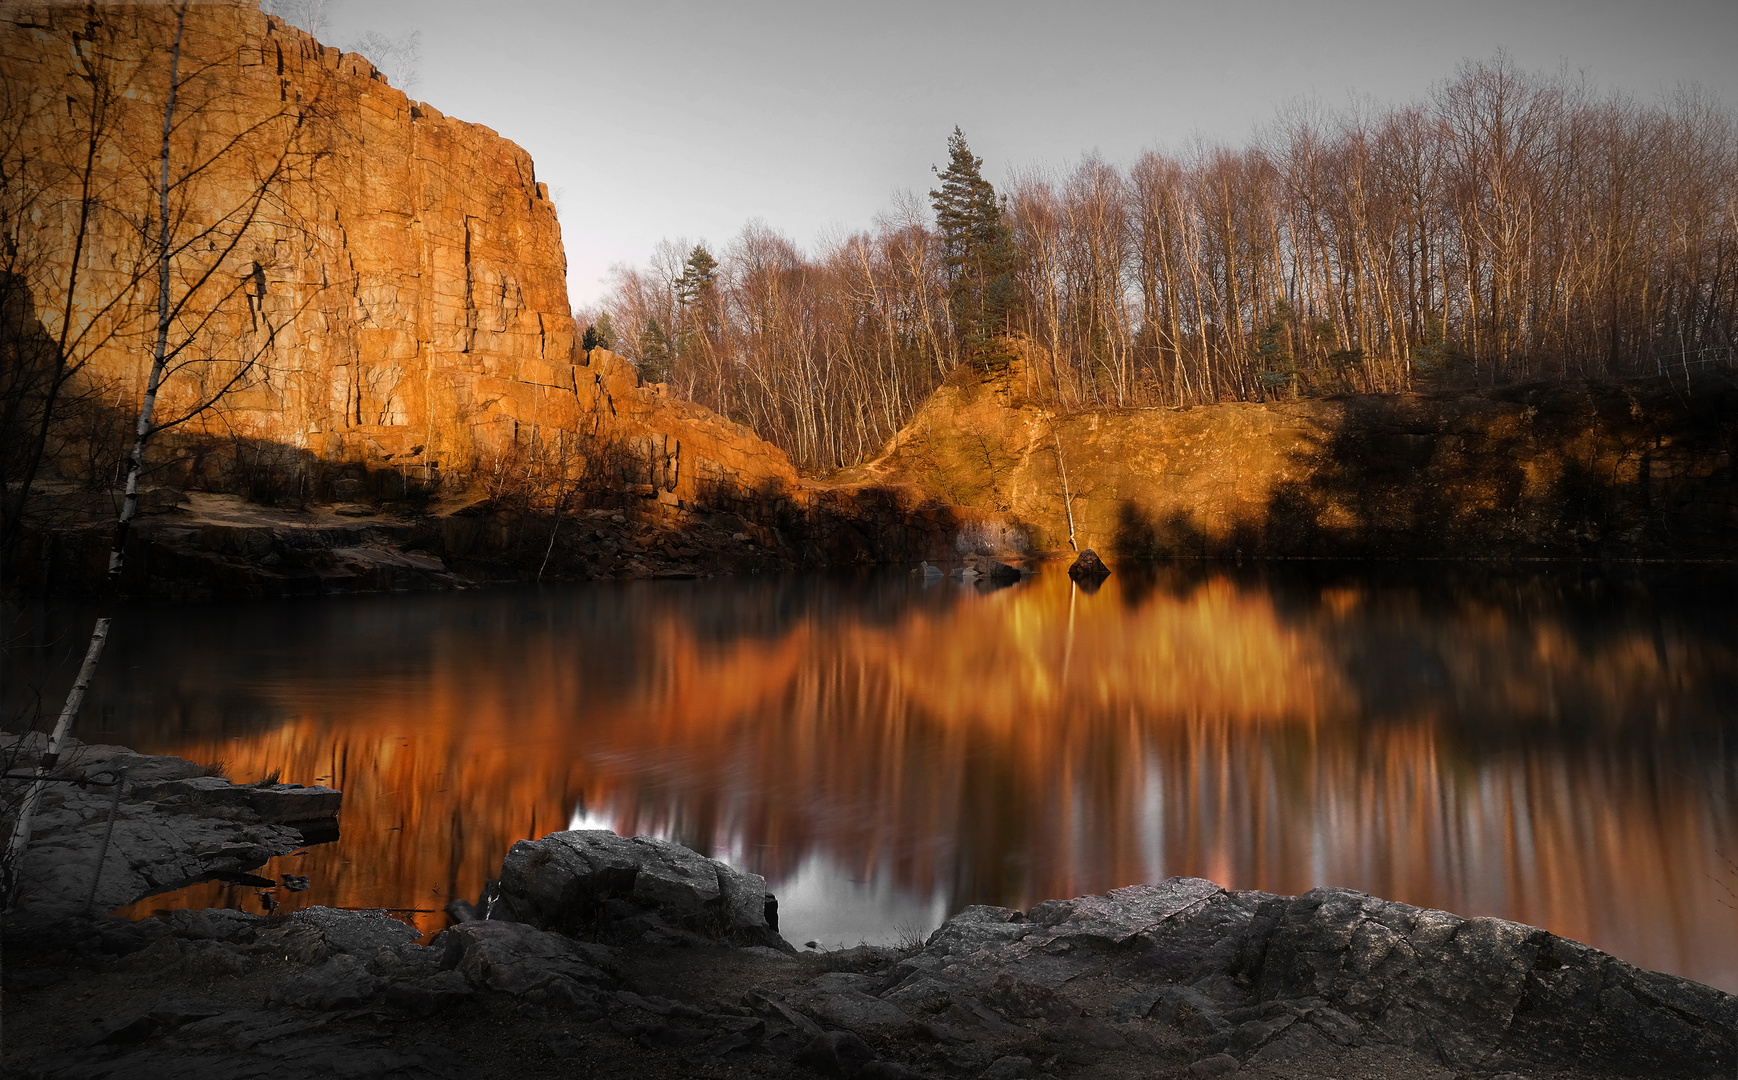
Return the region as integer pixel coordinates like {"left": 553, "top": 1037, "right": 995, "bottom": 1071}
{"left": 2, "top": 2, "right": 800, "bottom": 522}
{"left": 843, "top": 350, "right": 1738, "bottom": 559}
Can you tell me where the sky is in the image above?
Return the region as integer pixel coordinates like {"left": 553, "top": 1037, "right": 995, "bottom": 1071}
{"left": 309, "top": 0, "right": 1738, "bottom": 309}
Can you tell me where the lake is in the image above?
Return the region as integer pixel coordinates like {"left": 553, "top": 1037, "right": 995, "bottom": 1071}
{"left": 8, "top": 561, "right": 1737, "bottom": 990}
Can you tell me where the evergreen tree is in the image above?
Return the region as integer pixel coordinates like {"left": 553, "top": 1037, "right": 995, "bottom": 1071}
{"left": 930, "top": 127, "right": 1016, "bottom": 361}
{"left": 636, "top": 317, "right": 671, "bottom": 384}
{"left": 675, "top": 244, "right": 718, "bottom": 307}
{"left": 582, "top": 312, "right": 615, "bottom": 352}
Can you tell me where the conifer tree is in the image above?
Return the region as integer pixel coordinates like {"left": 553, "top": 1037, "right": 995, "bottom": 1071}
{"left": 582, "top": 312, "right": 615, "bottom": 352}
{"left": 675, "top": 244, "right": 718, "bottom": 307}
{"left": 930, "top": 127, "right": 1016, "bottom": 361}
{"left": 673, "top": 245, "right": 719, "bottom": 389}
{"left": 636, "top": 317, "right": 671, "bottom": 384}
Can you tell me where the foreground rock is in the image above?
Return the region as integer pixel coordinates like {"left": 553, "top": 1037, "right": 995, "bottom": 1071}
{"left": 0, "top": 732, "right": 340, "bottom": 925}
{"left": 497, "top": 828, "right": 794, "bottom": 952}
{"left": 4, "top": 831, "right": 1728, "bottom": 1078}
{"left": 886, "top": 878, "right": 1730, "bottom": 1077}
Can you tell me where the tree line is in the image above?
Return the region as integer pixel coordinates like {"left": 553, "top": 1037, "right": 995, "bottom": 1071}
{"left": 588, "top": 56, "right": 1738, "bottom": 476}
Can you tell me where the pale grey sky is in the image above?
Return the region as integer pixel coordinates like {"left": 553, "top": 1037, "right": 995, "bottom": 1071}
{"left": 314, "top": 0, "right": 1738, "bottom": 308}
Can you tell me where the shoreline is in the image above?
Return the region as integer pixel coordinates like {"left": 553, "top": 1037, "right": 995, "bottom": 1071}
{"left": 2, "top": 739, "right": 1730, "bottom": 1079}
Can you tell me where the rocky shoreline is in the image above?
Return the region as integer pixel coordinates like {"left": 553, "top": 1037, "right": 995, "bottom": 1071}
{"left": 2, "top": 741, "right": 1731, "bottom": 1080}
{"left": 17, "top": 489, "right": 806, "bottom": 600}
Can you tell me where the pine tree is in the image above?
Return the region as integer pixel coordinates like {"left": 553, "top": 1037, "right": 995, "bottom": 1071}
{"left": 930, "top": 127, "right": 1016, "bottom": 362}
{"left": 675, "top": 244, "right": 718, "bottom": 307}
{"left": 636, "top": 317, "right": 671, "bottom": 384}
{"left": 582, "top": 312, "right": 615, "bottom": 352}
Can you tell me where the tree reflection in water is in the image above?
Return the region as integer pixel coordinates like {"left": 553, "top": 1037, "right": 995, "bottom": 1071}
{"left": 9, "top": 563, "right": 1736, "bottom": 990}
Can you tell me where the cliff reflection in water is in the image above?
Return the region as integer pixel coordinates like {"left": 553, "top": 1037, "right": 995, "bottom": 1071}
{"left": 18, "top": 564, "right": 1738, "bottom": 990}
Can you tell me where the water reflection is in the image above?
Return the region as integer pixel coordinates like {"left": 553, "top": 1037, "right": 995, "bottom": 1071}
{"left": 6, "top": 564, "right": 1737, "bottom": 989}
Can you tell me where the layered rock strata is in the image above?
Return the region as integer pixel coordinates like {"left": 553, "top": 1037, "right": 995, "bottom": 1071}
{"left": 845, "top": 354, "right": 1738, "bottom": 560}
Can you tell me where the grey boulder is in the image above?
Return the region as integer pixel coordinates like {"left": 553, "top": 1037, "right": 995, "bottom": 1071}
{"left": 439, "top": 918, "right": 616, "bottom": 1011}
{"left": 497, "top": 829, "right": 792, "bottom": 950}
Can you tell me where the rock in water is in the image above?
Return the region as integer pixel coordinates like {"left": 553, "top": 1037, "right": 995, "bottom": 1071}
{"left": 1067, "top": 548, "right": 1110, "bottom": 578}
{"left": 967, "top": 554, "right": 1024, "bottom": 582}
{"left": 496, "top": 829, "right": 793, "bottom": 951}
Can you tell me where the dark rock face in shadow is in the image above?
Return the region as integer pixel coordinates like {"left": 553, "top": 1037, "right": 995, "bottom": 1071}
{"left": 894, "top": 877, "right": 1732, "bottom": 1077}
{"left": 5, "top": 832, "right": 1729, "bottom": 1078}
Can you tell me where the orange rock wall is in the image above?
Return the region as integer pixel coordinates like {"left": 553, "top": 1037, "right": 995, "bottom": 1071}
{"left": 2, "top": 2, "right": 799, "bottom": 507}
{"left": 843, "top": 351, "right": 1738, "bottom": 559}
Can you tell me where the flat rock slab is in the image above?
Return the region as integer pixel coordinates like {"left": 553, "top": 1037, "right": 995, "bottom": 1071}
{"left": 1, "top": 733, "right": 339, "bottom": 923}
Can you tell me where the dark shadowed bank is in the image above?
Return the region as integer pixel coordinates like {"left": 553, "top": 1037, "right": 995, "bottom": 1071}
{"left": 14, "top": 367, "right": 1738, "bottom": 602}
{"left": 2, "top": 737, "right": 1729, "bottom": 1080}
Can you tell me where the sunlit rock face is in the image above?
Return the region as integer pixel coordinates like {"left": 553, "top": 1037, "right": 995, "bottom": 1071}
{"left": 840, "top": 349, "right": 1738, "bottom": 558}
{"left": 1, "top": 2, "right": 797, "bottom": 508}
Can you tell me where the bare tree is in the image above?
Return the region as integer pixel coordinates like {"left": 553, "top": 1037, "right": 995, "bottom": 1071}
{"left": 104, "top": 3, "right": 332, "bottom": 577}
{"left": 258, "top": 0, "right": 332, "bottom": 39}
{"left": 350, "top": 29, "right": 422, "bottom": 93}
{"left": 594, "top": 57, "right": 1736, "bottom": 474}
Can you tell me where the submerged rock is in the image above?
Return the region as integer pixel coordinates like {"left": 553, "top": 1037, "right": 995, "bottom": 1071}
{"left": 496, "top": 829, "right": 793, "bottom": 951}
{"left": 1066, "top": 548, "right": 1110, "bottom": 578}
{"left": 965, "top": 554, "right": 1024, "bottom": 582}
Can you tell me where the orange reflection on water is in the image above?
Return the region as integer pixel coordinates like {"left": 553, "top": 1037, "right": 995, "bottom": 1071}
{"left": 87, "top": 567, "right": 1738, "bottom": 989}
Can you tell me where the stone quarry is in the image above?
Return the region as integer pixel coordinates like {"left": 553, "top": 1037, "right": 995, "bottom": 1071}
{"left": 2, "top": 2, "right": 789, "bottom": 502}
{"left": 12, "top": 3, "right": 1734, "bottom": 602}
{"left": 1, "top": 2, "right": 997, "bottom": 595}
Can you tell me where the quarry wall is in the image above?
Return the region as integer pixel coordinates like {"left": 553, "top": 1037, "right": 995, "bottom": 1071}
{"left": 842, "top": 354, "right": 1738, "bottom": 560}
{"left": 1, "top": 1, "right": 798, "bottom": 515}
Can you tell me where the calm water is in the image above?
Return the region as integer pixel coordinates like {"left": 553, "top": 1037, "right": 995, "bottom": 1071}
{"left": 7, "top": 563, "right": 1738, "bottom": 989}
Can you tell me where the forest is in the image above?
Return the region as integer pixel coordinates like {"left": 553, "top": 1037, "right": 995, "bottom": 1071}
{"left": 590, "top": 56, "right": 1738, "bottom": 476}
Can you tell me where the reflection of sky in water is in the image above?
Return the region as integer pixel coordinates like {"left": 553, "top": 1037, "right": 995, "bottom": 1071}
{"left": 10, "top": 563, "right": 1737, "bottom": 989}
{"left": 566, "top": 805, "right": 950, "bottom": 949}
